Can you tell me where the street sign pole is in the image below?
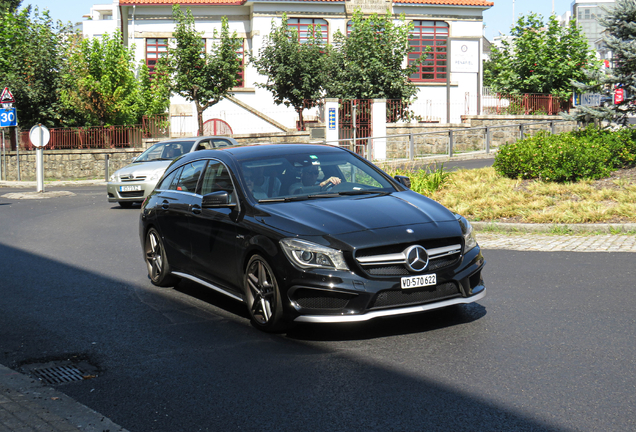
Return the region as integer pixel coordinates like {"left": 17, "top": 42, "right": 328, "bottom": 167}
{"left": 29, "top": 124, "right": 50, "bottom": 192}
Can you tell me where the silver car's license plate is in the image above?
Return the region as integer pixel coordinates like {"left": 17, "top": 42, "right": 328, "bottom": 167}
{"left": 120, "top": 185, "right": 142, "bottom": 192}
{"left": 401, "top": 274, "right": 436, "bottom": 289}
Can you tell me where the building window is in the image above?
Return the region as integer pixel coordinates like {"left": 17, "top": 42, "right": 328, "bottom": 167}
{"left": 287, "top": 18, "right": 328, "bottom": 44}
{"left": 236, "top": 39, "right": 245, "bottom": 87}
{"left": 409, "top": 20, "right": 448, "bottom": 82}
{"left": 146, "top": 38, "right": 168, "bottom": 74}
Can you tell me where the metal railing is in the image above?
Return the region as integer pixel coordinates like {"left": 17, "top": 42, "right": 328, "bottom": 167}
{"left": 16, "top": 115, "right": 169, "bottom": 151}
{"left": 318, "top": 119, "right": 577, "bottom": 161}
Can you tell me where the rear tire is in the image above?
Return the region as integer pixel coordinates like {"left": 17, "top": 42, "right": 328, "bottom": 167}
{"left": 145, "top": 228, "right": 179, "bottom": 287}
{"left": 244, "top": 255, "right": 288, "bottom": 332}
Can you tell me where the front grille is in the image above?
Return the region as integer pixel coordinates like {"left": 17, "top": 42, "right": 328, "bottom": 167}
{"left": 293, "top": 288, "right": 356, "bottom": 310}
{"left": 369, "top": 282, "right": 460, "bottom": 310}
{"left": 367, "top": 265, "right": 409, "bottom": 276}
{"left": 120, "top": 191, "right": 144, "bottom": 198}
{"left": 122, "top": 176, "right": 146, "bottom": 182}
{"left": 355, "top": 238, "right": 463, "bottom": 277}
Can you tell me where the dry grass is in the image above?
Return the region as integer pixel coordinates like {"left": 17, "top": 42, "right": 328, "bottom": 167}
{"left": 422, "top": 166, "right": 636, "bottom": 224}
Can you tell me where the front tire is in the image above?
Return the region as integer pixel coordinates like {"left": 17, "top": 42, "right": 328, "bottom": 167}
{"left": 244, "top": 255, "right": 287, "bottom": 332}
{"left": 145, "top": 228, "right": 179, "bottom": 287}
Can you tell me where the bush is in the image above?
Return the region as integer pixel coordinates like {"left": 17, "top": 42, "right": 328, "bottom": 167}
{"left": 493, "top": 127, "right": 636, "bottom": 182}
{"left": 391, "top": 163, "right": 452, "bottom": 194}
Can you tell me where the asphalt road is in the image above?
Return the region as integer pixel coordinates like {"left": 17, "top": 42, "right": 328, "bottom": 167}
{"left": 0, "top": 185, "right": 634, "bottom": 432}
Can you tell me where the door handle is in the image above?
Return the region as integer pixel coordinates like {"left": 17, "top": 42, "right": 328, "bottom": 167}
{"left": 191, "top": 204, "right": 202, "bottom": 215}
{"left": 161, "top": 200, "right": 170, "bottom": 210}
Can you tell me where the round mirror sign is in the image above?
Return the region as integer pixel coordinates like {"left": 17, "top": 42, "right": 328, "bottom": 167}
{"left": 29, "top": 124, "right": 51, "bottom": 148}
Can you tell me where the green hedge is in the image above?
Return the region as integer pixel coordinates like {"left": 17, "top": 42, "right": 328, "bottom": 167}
{"left": 493, "top": 127, "right": 636, "bottom": 182}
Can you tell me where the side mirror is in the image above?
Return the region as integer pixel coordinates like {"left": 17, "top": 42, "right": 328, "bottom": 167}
{"left": 201, "top": 191, "right": 235, "bottom": 208}
{"left": 394, "top": 175, "right": 411, "bottom": 189}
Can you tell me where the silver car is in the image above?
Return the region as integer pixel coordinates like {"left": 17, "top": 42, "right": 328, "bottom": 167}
{"left": 107, "top": 136, "right": 237, "bottom": 208}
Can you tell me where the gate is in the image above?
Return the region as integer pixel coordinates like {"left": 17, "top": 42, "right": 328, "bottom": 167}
{"left": 203, "top": 118, "right": 233, "bottom": 136}
{"left": 339, "top": 99, "right": 371, "bottom": 154}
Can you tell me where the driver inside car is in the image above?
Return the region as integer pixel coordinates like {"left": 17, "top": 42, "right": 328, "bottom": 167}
{"left": 289, "top": 166, "right": 341, "bottom": 194}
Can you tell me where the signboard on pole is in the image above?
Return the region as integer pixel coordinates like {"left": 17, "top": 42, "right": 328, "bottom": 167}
{"left": 29, "top": 124, "right": 50, "bottom": 148}
{"left": 450, "top": 40, "right": 479, "bottom": 73}
{"left": 615, "top": 88, "right": 624, "bottom": 104}
{"left": 573, "top": 92, "right": 602, "bottom": 107}
{"left": 0, "top": 108, "right": 17, "bottom": 127}
{"left": 1, "top": 87, "right": 15, "bottom": 104}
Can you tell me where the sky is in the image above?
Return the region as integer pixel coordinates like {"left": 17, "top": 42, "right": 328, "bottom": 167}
{"left": 23, "top": 0, "right": 576, "bottom": 40}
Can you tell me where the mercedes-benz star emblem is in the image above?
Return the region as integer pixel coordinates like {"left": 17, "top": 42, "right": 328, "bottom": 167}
{"left": 404, "top": 245, "right": 429, "bottom": 272}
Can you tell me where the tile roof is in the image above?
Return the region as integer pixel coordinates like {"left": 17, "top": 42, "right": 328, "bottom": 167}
{"left": 118, "top": 0, "right": 246, "bottom": 5}
{"left": 394, "top": 0, "right": 493, "bottom": 5}
{"left": 118, "top": 0, "right": 491, "bottom": 4}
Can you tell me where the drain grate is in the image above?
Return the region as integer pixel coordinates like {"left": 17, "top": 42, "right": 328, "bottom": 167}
{"left": 30, "top": 365, "right": 95, "bottom": 385}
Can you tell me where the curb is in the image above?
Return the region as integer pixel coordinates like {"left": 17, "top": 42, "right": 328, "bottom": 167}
{"left": 0, "top": 180, "right": 106, "bottom": 188}
{"left": 0, "top": 363, "right": 128, "bottom": 432}
{"left": 472, "top": 221, "right": 636, "bottom": 234}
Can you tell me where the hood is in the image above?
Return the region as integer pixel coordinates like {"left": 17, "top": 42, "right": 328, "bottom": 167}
{"left": 115, "top": 160, "right": 171, "bottom": 178}
{"left": 257, "top": 191, "right": 456, "bottom": 236}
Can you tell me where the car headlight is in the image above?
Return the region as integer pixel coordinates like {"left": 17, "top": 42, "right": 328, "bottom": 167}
{"left": 455, "top": 214, "right": 477, "bottom": 253}
{"left": 109, "top": 173, "right": 117, "bottom": 182}
{"left": 149, "top": 169, "right": 165, "bottom": 181}
{"left": 280, "top": 238, "right": 349, "bottom": 271}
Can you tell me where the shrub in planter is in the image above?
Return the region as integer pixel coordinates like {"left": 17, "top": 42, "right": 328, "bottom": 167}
{"left": 494, "top": 127, "right": 636, "bottom": 182}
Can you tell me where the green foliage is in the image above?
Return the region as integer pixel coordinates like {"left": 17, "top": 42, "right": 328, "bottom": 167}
{"left": 164, "top": 5, "right": 242, "bottom": 135}
{"left": 250, "top": 13, "right": 328, "bottom": 130}
{"left": 493, "top": 127, "right": 636, "bottom": 182}
{"left": 0, "top": 6, "right": 70, "bottom": 127}
{"left": 391, "top": 163, "right": 452, "bottom": 194}
{"left": 570, "top": 0, "right": 636, "bottom": 126}
{"left": 60, "top": 31, "right": 142, "bottom": 126}
{"left": 138, "top": 62, "right": 171, "bottom": 118}
{"left": 325, "top": 10, "right": 421, "bottom": 101}
{"left": 485, "top": 13, "right": 598, "bottom": 99}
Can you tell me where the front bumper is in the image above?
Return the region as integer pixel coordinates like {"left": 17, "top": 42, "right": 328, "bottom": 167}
{"left": 285, "top": 247, "right": 486, "bottom": 323}
{"left": 107, "top": 181, "right": 155, "bottom": 203}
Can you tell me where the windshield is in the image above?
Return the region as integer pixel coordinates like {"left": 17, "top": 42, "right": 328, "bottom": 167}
{"left": 239, "top": 150, "right": 396, "bottom": 202}
{"left": 135, "top": 141, "right": 195, "bottom": 162}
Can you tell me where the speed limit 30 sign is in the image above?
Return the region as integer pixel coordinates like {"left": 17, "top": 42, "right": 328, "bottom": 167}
{"left": 0, "top": 108, "right": 17, "bottom": 127}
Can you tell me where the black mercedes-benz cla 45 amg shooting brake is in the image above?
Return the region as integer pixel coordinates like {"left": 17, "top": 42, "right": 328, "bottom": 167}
{"left": 140, "top": 144, "right": 485, "bottom": 331}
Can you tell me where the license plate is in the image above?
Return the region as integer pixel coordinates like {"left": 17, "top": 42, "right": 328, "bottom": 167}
{"left": 120, "top": 185, "right": 142, "bottom": 192}
{"left": 401, "top": 274, "right": 436, "bottom": 289}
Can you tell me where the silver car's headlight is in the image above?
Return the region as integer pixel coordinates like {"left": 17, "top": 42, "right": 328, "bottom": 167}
{"left": 280, "top": 238, "right": 349, "bottom": 271}
{"left": 149, "top": 169, "right": 165, "bottom": 181}
{"left": 455, "top": 214, "right": 477, "bottom": 253}
{"left": 109, "top": 173, "right": 118, "bottom": 182}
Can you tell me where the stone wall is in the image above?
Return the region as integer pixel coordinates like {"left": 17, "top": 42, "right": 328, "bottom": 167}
{"left": 384, "top": 115, "right": 578, "bottom": 159}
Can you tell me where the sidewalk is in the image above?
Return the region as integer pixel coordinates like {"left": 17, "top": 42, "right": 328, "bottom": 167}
{"left": 0, "top": 364, "right": 127, "bottom": 432}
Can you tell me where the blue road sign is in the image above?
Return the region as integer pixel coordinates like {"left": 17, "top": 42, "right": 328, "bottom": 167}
{"left": 0, "top": 108, "right": 17, "bottom": 127}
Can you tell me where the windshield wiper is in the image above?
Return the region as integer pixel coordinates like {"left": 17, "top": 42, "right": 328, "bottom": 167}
{"left": 258, "top": 193, "right": 339, "bottom": 203}
{"left": 337, "top": 190, "right": 392, "bottom": 196}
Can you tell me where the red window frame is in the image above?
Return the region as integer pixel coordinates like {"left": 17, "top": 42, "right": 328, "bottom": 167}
{"left": 287, "top": 18, "right": 328, "bottom": 45}
{"left": 236, "top": 39, "right": 245, "bottom": 87}
{"left": 146, "top": 38, "right": 168, "bottom": 75}
{"left": 409, "top": 21, "right": 448, "bottom": 83}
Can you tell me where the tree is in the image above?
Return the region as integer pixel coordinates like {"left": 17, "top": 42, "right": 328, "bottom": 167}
{"left": 162, "top": 5, "right": 242, "bottom": 135}
{"left": 250, "top": 13, "right": 328, "bottom": 131}
{"left": 571, "top": 0, "right": 636, "bottom": 126}
{"left": 0, "top": 0, "right": 21, "bottom": 13}
{"left": 325, "top": 10, "right": 421, "bottom": 101}
{"left": 138, "top": 62, "right": 171, "bottom": 119}
{"left": 0, "top": 6, "right": 69, "bottom": 127}
{"left": 61, "top": 30, "right": 143, "bottom": 126}
{"left": 484, "top": 13, "right": 597, "bottom": 99}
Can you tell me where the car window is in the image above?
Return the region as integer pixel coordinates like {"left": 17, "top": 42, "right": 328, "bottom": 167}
{"left": 173, "top": 160, "right": 207, "bottom": 193}
{"left": 136, "top": 141, "right": 196, "bottom": 162}
{"left": 200, "top": 161, "right": 235, "bottom": 201}
{"left": 157, "top": 167, "right": 180, "bottom": 190}
{"left": 195, "top": 140, "right": 213, "bottom": 151}
{"left": 212, "top": 139, "right": 232, "bottom": 148}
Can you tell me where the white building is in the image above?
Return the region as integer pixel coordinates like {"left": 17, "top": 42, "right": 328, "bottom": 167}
{"left": 83, "top": 0, "right": 494, "bottom": 136}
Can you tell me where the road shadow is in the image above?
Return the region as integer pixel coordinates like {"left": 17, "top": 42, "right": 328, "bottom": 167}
{"left": 0, "top": 243, "right": 566, "bottom": 432}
